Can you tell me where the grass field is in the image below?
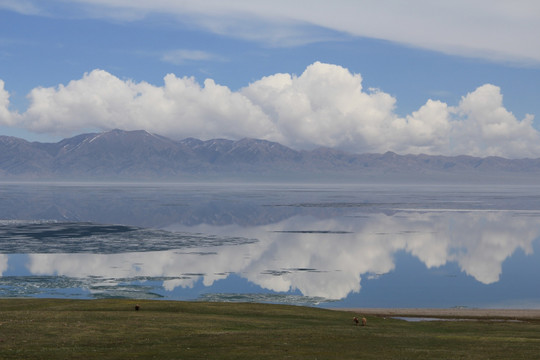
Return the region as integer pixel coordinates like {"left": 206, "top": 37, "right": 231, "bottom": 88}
{"left": 1, "top": 299, "right": 540, "bottom": 359}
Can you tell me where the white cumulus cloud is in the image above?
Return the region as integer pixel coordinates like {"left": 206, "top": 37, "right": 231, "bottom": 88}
{"left": 10, "top": 69, "right": 280, "bottom": 142}
{"left": 451, "top": 84, "right": 540, "bottom": 157}
{"left": 0, "top": 80, "right": 16, "bottom": 126}
{"left": 242, "top": 62, "right": 398, "bottom": 151}
{"left": 1, "top": 62, "right": 539, "bottom": 158}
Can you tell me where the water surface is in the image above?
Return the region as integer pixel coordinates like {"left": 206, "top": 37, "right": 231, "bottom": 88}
{"left": 1, "top": 182, "right": 539, "bottom": 308}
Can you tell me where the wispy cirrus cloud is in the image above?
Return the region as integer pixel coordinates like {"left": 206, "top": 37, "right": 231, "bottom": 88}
{"left": 6, "top": 0, "right": 540, "bottom": 64}
{"left": 160, "top": 49, "right": 226, "bottom": 65}
{"left": 0, "top": 0, "right": 42, "bottom": 15}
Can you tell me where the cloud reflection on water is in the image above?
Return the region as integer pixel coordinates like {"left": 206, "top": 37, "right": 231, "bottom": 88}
{"left": 14, "top": 209, "right": 540, "bottom": 301}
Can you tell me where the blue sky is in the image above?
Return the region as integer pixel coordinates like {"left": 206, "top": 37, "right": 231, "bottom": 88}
{"left": 1, "top": 0, "right": 539, "bottom": 158}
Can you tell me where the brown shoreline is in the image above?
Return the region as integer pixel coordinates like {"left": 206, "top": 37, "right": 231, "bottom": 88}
{"left": 339, "top": 308, "right": 540, "bottom": 320}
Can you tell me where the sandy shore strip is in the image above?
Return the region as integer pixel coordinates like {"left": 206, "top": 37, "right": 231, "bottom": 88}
{"left": 339, "top": 308, "right": 540, "bottom": 320}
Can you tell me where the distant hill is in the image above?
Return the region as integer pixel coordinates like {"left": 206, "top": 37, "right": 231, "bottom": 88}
{"left": 1, "top": 129, "right": 540, "bottom": 182}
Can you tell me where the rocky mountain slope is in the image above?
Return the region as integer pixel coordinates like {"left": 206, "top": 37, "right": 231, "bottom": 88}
{"left": 1, "top": 129, "right": 539, "bottom": 181}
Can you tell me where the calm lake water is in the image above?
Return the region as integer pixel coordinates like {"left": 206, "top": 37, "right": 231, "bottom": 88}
{"left": 1, "top": 182, "right": 540, "bottom": 309}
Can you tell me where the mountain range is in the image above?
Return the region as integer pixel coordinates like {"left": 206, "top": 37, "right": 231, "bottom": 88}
{"left": 1, "top": 129, "right": 540, "bottom": 182}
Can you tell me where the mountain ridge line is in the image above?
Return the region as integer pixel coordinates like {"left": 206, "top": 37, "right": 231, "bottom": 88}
{"left": 1, "top": 129, "right": 540, "bottom": 181}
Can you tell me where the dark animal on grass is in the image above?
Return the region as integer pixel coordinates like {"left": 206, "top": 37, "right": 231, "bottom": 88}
{"left": 353, "top": 317, "right": 359, "bottom": 325}
{"left": 135, "top": 304, "right": 140, "bottom": 311}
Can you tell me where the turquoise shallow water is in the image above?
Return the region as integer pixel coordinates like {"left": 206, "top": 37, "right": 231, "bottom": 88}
{"left": 1, "top": 182, "right": 540, "bottom": 308}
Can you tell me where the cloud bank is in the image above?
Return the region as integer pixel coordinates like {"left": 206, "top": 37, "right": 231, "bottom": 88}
{"left": 5, "top": 0, "right": 539, "bottom": 64}
{"left": 1, "top": 62, "right": 539, "bottom": 158}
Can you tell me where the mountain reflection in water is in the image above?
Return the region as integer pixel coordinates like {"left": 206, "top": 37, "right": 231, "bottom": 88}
{"left": 1, "top": 182, "right": 540, "bottom": 308}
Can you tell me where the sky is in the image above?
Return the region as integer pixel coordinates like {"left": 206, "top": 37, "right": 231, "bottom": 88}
{"left": 0, "top": 0, "right": 539, "bottom": 158}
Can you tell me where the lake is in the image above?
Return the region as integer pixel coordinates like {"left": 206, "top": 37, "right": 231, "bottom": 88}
{"left": 1, "top": 181, "right": 540, "bottom": 309}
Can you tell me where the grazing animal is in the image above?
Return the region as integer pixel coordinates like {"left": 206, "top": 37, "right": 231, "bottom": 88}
{"left": 362, "top": 317, "right": 367, "bottom": 326}
{"left": 135, "top": 304, "right": 140, "bottom": 311}
{"left": 353, "top": 317, "right": 359, "bottom": 326}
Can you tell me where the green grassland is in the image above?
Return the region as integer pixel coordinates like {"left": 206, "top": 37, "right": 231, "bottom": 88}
{"left": 1, "top": 299, "right": 540, "bottom": 359}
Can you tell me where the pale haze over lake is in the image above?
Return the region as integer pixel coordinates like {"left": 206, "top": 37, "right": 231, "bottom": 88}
{"left": 1, "top": 182, "right": 539, "bottom": 309}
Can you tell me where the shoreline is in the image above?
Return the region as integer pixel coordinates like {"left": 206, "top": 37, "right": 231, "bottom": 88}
{"left": 2, "top": 298, "right": 540, "bottom": 320}
{"left": 339, "top": 308, "right": 540, "bottom": 320}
